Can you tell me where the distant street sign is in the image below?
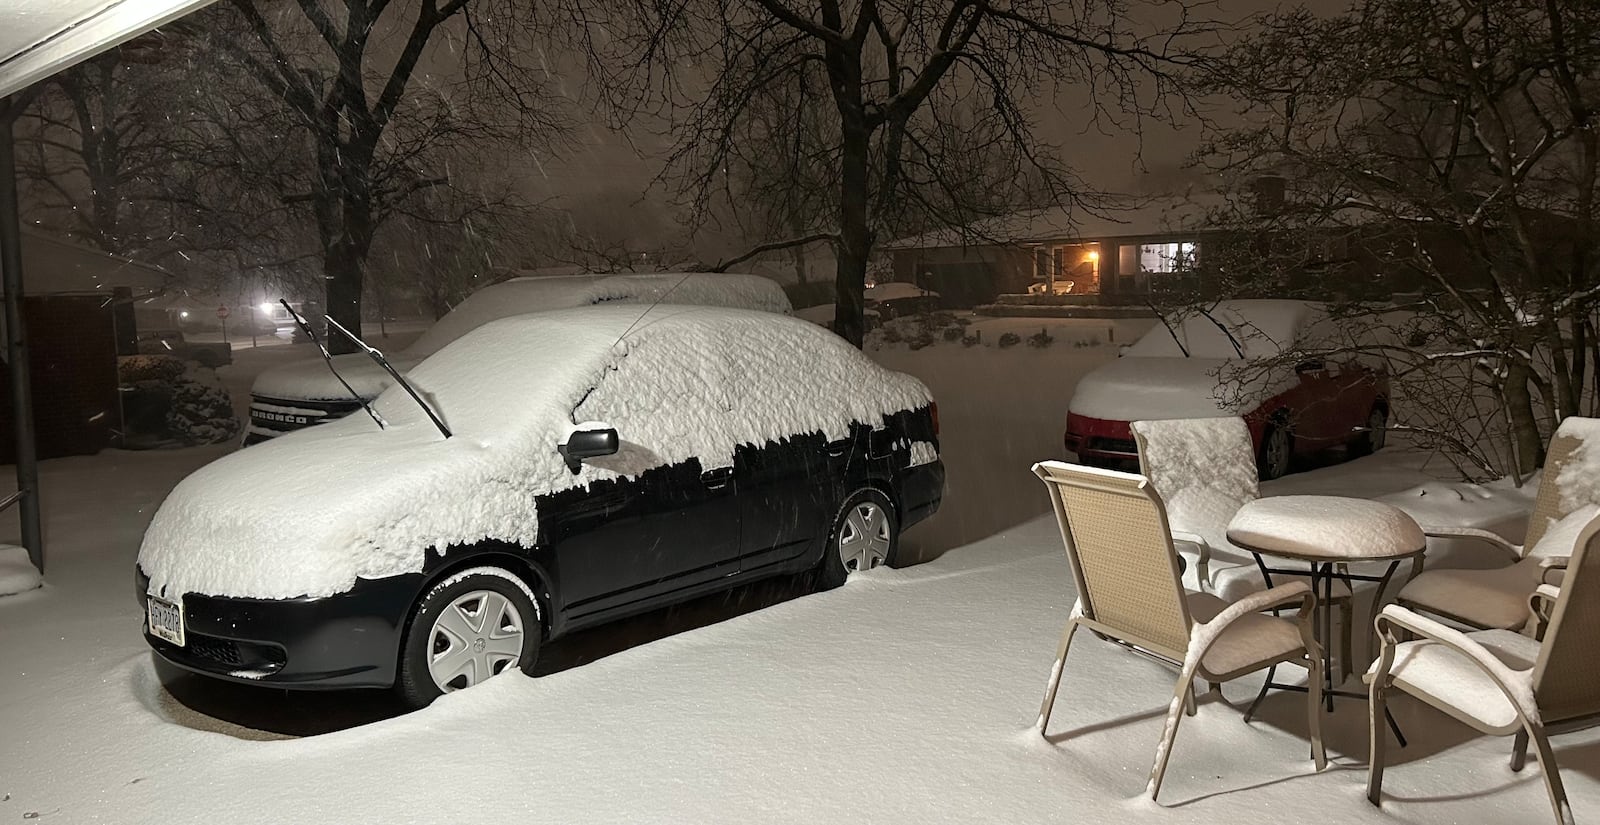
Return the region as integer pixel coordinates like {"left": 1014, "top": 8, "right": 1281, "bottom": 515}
{"left": 216, "top": 305, "right": 230, "bottom": 320}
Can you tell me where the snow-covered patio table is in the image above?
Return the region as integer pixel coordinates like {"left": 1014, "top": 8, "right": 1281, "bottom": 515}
{"left": 1226, "top": 495, "right": 1426, "bottom": 741}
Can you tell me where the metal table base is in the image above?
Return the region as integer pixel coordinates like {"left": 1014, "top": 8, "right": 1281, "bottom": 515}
{"left": 1245, "top": 556, "right": 1411, "bottom": 747}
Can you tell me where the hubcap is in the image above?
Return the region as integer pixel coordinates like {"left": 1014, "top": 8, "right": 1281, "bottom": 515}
{"left": 838, "top": 501, "right": 891, "bottom": 573}
{"left": 427, "top": 589, "right": 525, "bottom": 693}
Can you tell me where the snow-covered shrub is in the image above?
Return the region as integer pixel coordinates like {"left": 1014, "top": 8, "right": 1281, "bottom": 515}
{"left": 1027, "top": 328, "right": 1055, "bottom": 348}
{"left": 998, "top": 332, "right": 1022, "bottom": 349}
{"left": 962, "top": 332, "right": 980, "bottom": 347}
{"left": 942, "top": 326, "right": 963, "bottom": 342}
{"left": 119, "top": 354, "right": 187, "bottom": 384}
{"left": 118, "top": 356, "right": 240, "bottom": 447}
{"left": 167, "top": 365, "right": 240, "bottom": 445}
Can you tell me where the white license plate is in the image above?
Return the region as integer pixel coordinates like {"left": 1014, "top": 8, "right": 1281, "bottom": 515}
{"left": 147, "top": 595, "right": 185, "bottom": 647}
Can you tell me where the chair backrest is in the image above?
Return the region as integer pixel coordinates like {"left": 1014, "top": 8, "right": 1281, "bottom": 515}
{"left": 1532, "top": 509, "right": 1600, "bottom": 723}
{"left": 1033, "top": 460, "right": 1193, "bottom": 660}
{"left": 1131, "top": 417, "right": 1259, "bottom": 545}
{"left": 1525, "top": 416, "right": 1599, "bottom": 550}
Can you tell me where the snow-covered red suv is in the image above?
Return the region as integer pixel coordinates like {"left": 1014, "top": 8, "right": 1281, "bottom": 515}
{"left": 136, "top": 305, "right": 943, "bottom": 707}
{"left": 1064, "top": 300, "right": 1389, "bottom": 479}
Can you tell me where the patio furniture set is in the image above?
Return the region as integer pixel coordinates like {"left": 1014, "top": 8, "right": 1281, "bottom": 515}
{"left": 1034, "top": 416, "right": 1600, "bottom": 825}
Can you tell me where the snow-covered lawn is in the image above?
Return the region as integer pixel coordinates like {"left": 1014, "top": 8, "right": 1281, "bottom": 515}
{"left": 1, "top": 336, "right": 1595, "bottom": 824}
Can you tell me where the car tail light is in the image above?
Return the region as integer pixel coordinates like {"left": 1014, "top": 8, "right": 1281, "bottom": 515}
{"left": 930, "top": 402, "right": 940, "bottom": 437}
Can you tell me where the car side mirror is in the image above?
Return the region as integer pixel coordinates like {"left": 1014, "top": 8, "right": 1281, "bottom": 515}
{"left": 1295, "top": 359, "right": 1325, "bottom": 375}
{"left": 558, "top": 425, "right": 619, "bottom": 474}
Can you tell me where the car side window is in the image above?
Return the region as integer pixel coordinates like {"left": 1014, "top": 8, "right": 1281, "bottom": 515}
{"left": 571, "top": 324, "right": 736, "bottom": 476}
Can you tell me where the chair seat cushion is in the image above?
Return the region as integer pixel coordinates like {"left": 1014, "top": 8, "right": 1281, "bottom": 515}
{"left": 1398, "top": 561, "right": 1545, "bottom": 630}
{"left": 1185, "top": 592, "right": 1307, "bottom": 679}
{"left": 1365, "top": 629, "right": 1538, "bottom": 731}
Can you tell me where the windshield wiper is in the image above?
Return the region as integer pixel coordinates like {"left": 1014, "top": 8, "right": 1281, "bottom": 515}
{"left": 323, "top": 315, "right": 453, "bottom": 440}
{"left": 280, "top": 299, "right": 385, "bottom": 430}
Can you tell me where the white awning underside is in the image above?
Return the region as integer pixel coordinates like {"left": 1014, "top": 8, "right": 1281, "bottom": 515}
{"left": 0, "top": 0, "right": 220, "bottom": 99}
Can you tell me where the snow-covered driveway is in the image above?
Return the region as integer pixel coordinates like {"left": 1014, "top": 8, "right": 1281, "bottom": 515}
{"left": 1, "top": 334, "right": 1596, "bottom": 823}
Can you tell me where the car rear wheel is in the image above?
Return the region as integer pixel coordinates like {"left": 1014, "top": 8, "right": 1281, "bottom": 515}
{"left": 398, "top": 566, "right": 541, "bottom": 709}
{"left": 816, "top": 488, "right": 899, "bottom": 589}
{"left": 1258, "top": 419, "right": 1294, "bottom": 481}
{"left": 1349, "top": 406, "right": 1388, "bottom": 457}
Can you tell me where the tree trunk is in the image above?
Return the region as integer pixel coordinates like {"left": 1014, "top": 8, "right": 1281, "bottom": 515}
{"left": 1504, "top": 363, "right": 1545, "bottom": 474}
{"left": 832, "top": 110, "right": 872, "bottom": 348}
{"left": 324, "top": 238, "right": 366, "bottom": 353}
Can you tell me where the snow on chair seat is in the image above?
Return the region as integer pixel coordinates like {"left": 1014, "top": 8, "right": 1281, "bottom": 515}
{"left": 1367, "top": 507, "right": 1600, "bottom": 825}
{"left": 1398, "top": 416, "right": 1600, "bottom": 633}
{"left": 1031, "top": 460, "right": 1326, "bottom": 802}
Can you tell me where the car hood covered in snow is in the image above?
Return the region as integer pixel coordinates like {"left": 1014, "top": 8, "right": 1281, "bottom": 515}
{"left": 1068, "top": 356, "right": 1243, "bottom": 422}
{"left": 141, "top": 305, "right": 929, "bottom": 600}
{"left": 250, "top": 351, "right": 419, "bottom": 402}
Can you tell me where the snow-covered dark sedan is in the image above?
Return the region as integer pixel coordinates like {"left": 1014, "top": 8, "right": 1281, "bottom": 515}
{"left": 136, "top": 305, "right": 943, "bottom": 707}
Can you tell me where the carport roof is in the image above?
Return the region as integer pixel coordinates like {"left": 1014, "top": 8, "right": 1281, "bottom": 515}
{"left": 5, "top": 229, "right": 169, "bottom": 296}
{"left": 0, "top": 0, "right": 220, "bottom": 98}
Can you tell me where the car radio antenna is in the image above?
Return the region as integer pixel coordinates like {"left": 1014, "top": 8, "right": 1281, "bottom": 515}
{"left": 609, "top": 272, "right": 695, "bottom": 351}
{"left": 280, "top": 299, "right": 385, "bottom": 430}
{"left": 324, "top": 314, "right": 453, "bottom": 439}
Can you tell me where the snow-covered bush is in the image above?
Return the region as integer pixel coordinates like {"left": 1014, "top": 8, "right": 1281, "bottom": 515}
{"left": 167, "top": 365, "right": 240, "bottom": 445}
{"left": 1027, "top": 328, "right": 1054, "bottom": 348}
{"left": 998, "top": 331, "right": 1022, "bottom": 349}
{"left": 118, "top": 356, "right": 240, "bottom": 447}
{"left": 119, "top": 354, "right": 187, "bottom": 384}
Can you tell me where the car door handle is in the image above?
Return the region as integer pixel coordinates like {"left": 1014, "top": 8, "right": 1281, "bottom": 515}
{"left": 825, "top": 439, "right": 852, "bottom": 457}
{"left": 700, "top": 467, "right": 734, "bottom": 489}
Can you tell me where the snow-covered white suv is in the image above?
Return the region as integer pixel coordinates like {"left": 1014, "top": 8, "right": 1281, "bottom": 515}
{"left": 137, "top": 305, "right": 943, "bottom": 707}
{"left": 244, "top": 272, "right": 792, "bottom": 444}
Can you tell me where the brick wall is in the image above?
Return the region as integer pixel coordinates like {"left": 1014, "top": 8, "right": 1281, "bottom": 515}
{"left": 0, "top": 296, "right": 121, "bottom": 463}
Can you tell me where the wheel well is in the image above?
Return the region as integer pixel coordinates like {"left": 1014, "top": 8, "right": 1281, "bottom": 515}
{"left": 409, "top": 548, "right": 553, "bottom": 641}
{"left": 854, "top": 477, "right": 900, "bottom": 521}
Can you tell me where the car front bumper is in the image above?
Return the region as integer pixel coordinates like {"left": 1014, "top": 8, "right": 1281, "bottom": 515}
{"left": 136, "top": 566, "right": 420, "bottom": 689}
{"left": 1063, "top": 413, "right": 1140, "bottom": 467}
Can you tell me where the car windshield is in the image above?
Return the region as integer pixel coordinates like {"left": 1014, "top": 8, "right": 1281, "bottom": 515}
{"left": 369, "top": 309, "right": 626, "bottom": 439}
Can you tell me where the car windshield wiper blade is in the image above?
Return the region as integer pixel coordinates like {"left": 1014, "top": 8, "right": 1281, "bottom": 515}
{"left": 323, "top": 315, "right": 453, "bottom": 440}
{"left": 280, "top": 299, "right": 385, "bottom": 430}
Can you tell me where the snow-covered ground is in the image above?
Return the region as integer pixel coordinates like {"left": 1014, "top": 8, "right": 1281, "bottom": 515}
{"left": 1, "top": 330, "right": 1595, "bottom": 824}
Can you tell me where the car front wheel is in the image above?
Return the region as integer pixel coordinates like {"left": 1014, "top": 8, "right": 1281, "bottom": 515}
{"left": 1349, "top": 406, "right": 1388, "bottom": 457}
{"left": 816, "top": 488, "right": 899, "bottom": 589}
{"left": 398, "top": 566, "right": 541, "bottom": 708}
{"left": 1258, "top": 419, "right": 1294, "bottom": 481}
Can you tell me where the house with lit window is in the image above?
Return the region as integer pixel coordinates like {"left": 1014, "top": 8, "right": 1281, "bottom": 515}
{"left": 882, "top": 194, "right": 1222, "bottom": 310}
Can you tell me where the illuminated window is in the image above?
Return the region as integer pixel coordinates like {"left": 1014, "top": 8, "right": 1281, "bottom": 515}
{"left": 1118, "top": 241, "right": 1197, "bottom": 274}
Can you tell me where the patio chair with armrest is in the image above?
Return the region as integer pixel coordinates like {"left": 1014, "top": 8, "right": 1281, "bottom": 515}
{"left": 1396, "top": 416, "right": 1599, "bottom": 632}
{"left": 1032, "top": 460, "right": 1327, "bottom": 801}
{"left": 1132, "top": 417, "right": 1356, "bottom": 677}
{"left": 1367, "top": 508, "right": 1600, "bottom": 825}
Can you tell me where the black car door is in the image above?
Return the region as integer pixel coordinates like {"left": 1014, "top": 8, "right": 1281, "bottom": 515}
{"left": 545, "top": 455, "right": 741, "bottom": 619}
{"left": 547, "top": 337, "right": 743, "bottom": 620}
{"left": 733, "top": 431, "right": 841, "bottom": 572}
